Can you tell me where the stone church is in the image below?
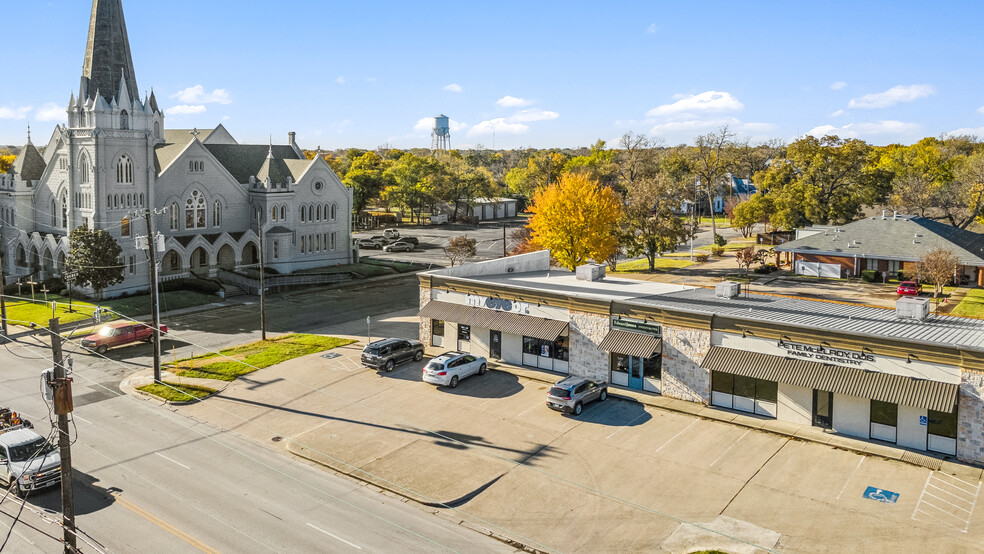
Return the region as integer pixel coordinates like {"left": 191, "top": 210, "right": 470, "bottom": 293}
{"left": 0, "top": 0, "right": 353, "bottom": 297}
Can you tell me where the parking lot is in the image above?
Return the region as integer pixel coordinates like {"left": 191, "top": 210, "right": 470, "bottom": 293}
{"left": 353, "top": 220, "right": 527, "bottom": 266}
{"left": 178, "top": 310, "right": 984, "bottom": 553}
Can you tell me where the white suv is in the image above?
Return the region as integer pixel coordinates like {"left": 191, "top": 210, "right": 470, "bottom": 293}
{"left": 422, "top": 352, "right": 487, "bottom": 388}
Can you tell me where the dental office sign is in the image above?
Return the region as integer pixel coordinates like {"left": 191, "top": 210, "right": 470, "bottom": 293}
{"left": 783, "top": 341, "right": 875, "bottom": 367}
{"left": 465, "top": 294, "right": 531, "bottom": 314}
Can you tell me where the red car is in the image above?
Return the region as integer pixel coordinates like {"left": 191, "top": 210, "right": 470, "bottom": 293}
{"left": 81, "top": 322, "right": 168, "bottom": 354}
{"left": 897, "top": 281, "right": 919, "bottom": 296}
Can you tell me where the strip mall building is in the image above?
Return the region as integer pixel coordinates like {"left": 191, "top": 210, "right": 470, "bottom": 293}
{"left": 418, "top": 251, "right": 984, "bottom": 465}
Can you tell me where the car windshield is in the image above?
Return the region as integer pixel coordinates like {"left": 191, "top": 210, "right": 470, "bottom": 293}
{"left": 548, "top": 387, "right": 570, "bottom": 397}
{"left": 8, "top": 438, "right": 56, "bottom": 462}
{"left": 97, "top": 326, "right": 116, "bottom": 337}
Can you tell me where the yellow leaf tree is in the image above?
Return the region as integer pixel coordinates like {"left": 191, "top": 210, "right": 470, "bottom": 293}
{"left": 528, "top": 172, "right": 622, "bottom": 270}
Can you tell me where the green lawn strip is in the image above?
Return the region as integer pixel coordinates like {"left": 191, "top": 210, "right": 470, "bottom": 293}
{"left": 170, "top": 334, "right": 356, "bottom": 381}
{"left": 615, "top": 258, "right": 696, "bottom": 273}
{"left": 103, "top": 290, "right": 218, "bottom": 317}
{"left": 697, "top": 241, "right": 758, "bottom": 252}
{"left": 952, "top": 288, "right": 984, "bottom": 318}
{"left": 137, "top": 381, "right": 216, "bottom": 402}
{"left": 4, "top": 289, "right": 217, "bottom": 329}
{"left": 3, "top": 297, "right": 99, "bottom": 327}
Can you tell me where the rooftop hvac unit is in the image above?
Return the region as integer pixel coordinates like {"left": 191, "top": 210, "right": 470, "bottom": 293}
{"left": 896, "top": 297, "right": 930, "bottom": 321}
{"left": 575, "top": 263, "right": 606, "bottom": 281}
{"left": 716, "top": 281, "right": 741, "bottom": 299}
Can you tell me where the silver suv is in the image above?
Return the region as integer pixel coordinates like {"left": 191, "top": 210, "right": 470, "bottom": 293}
{"left": 546, "top": 377, "right": 608, "bottom": 415}
{"left": 361, "top": 338, "right": 424, "bottom": 371}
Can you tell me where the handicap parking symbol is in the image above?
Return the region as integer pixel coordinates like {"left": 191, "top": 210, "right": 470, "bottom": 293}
{"left": 321, "top": 352, "right": 341, "bottom": 360}
{"left": 863, "top": 486, "right": 899, "bottom": 503}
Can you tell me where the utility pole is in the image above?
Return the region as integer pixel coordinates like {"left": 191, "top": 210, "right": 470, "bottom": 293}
{"left": 0, "top": 242, "right": 8, "bottom": 340}
{"left": 258, "top": 225, "right": 266, "bottom": 341}
{"left": 48, "top": 318, "right": 77, "bottom": 553}
{"left": 144, "top": 211, "right": 162, "bottom": 383}
{"left": 502, "top": 223, "right": 507, "bottom": 258}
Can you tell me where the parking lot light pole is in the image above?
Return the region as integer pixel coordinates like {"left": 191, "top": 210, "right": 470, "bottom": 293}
{"left": 366, "top": 316, "right": 371, "bottom": 345}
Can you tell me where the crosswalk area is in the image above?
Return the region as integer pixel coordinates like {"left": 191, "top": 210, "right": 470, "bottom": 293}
{"left": 912, "top": 471, "right": 982, "bottom": 533}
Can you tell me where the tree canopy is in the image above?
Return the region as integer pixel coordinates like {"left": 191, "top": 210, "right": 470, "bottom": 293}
{"left": 68, "top": 225, "right": 124, "bottom": 294}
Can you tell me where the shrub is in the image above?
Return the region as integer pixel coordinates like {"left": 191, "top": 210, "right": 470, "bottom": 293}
{"left": 897, "top": 271, "right": 907, "bottom": 282}
{"left": 694, "top": 253, "right": 710, "bottom": 263}
{"left": 709, "top": 245, "right": 725, "bottom": 257}
{"left": 714, "top": 233, "right": 727, "bottom": 247}
{"left": 754, "top": 263, "right": 779, "bottom": 274}
{"left": 42, "top": 276, "right": 64, "bottom": 292}
{"left": 861, "top": 269, "right": 877, "bottom": 282}
{"left": 161, "top": 277, "right": 221, "bottom": 294}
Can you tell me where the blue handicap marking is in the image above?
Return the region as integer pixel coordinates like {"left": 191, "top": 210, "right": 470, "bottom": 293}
{"left": 863, "top": 486, "right": 899, "bottom": 503}
{"left": 919, "top": 415, "right": 928, "bottom": 426}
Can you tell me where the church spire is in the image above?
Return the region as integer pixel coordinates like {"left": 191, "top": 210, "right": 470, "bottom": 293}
{"left": 81, "top": 0, "right": 138, "bottom": 105}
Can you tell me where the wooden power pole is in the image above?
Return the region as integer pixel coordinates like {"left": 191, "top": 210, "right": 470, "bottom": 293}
{"left": 258, "top": 225, "right": 266, "bottom": 341}
{"left": 144, "top": 211, "right": 162, "bottom": 382}
{"left": 48, "top": 318, "right": 77, "bottom": 552}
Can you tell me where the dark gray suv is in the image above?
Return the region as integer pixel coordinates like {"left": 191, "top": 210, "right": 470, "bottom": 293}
{"left": 361, "top": 338, "right": 424, "bottom": 371}
{"left": 546, "top": 377, "right": 608, "bottom": 415}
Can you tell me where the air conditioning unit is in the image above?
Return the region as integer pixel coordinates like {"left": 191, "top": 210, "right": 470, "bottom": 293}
{"left": 896, "top": 297, "right": 930, "bottom": 321}
{"left": 716, "top": 281, "right": 741, "bottom": 299}
{"left": 575, "top": 263, "right": 606, "bottom": 281}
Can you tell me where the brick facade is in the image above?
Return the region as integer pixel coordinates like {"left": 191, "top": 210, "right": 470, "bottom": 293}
{"left": 958, "top": 371, "right": 984, "bottom": 465}
{"left": 569, "top": 310, "right": 610, "bottom": 383}
{"left": 418, "top": 287, "right": 433, "bottom": 346}
{"left": 660, "top": 324, "right": 711, "bottom": 404}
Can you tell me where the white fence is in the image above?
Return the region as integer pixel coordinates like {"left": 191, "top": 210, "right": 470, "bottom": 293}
{"left": 795, "top": 260, "right": 842, "bottom": 278}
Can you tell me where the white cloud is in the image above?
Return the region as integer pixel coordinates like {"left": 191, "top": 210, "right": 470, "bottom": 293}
{"left": 496, "top": 95, "right": 534, "bottom": 108}
{"left": 171, "top": 85, "right": 231, "bottom": 105}
{"left": 829, "top": 109, "right": 845, "bottom": 117}
{"left": 804, "top": 125, "right": 850, "bottom": 139}
{"left": 646, "top": 91, "right": 744, "bottom": 118}
{"left": 334, "top": 76, "right": 346, "bottom": 84}
{"left": 508, "top": 109, "right": 559, "bottom": 122}
{"left": 468, "top": 118, "right": 529, "bottom": 137}
{"left": 847, "top": 84, "right": 934, "bottom": 109}
{"left": 366, "top": 77, "right": 377, "bottom": 83}
{"left": 945, "top": 126, "right": 984, "bottom": 138}
{"left": 977, "top": 106, "right": 984, "bottom": 115}
{"left": 443, "top": 83, "right": 463, "bottom": 93}
{"left": 413, "top": 117, "right": 468, "bottom": 134}
{"left": 35, "top": 103, "right": 65, "bottom": 122}
{"left": 166, "top": 105, "right": 207, "bottom": 116}
{"left": 650, "top": 117, "right": 739, "bottom": 134}
{"left": 646, "top": 23, "right": 658, "bottom": 34}
{"left": 0, "top": 106, "right": 33, "bottom": 120}
{"left": 804, "top": 120, "right": 921, "bottom": 140}
{"left": 830, "top": 81, "right": 847, "bottom": 91}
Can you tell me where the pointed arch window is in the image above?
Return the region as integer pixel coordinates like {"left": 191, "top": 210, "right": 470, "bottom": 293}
{"left": 300, "top": 206, "right": 306, "bottom": 223}
{"left": 120, "top": 110, "right": 129, "bottom": 130}
{"left": 117, "top": 154, "right": 133, "bottom": 184}
{"left": 61, "top": 192, "right": 68, "bottom": 228}
{"left": 213, "top": 200, "right": 222, "bottom": 227}
{"left": 316, "top": 205, "right": 322, "bottom": 221}
{"left": 280, "top": 206, "right": 286, "bottom": 220}
{"left": 330, "top": 203, "right": 336, "bottom": 221}
{"left": 79, "top": 153, "right": 90, "bottom": 184}
{"left": 153, "top": 121, "right": 160, "bottom": 139}
{"left": 170, "top": 203, "right": 179, "bottom": 230}
{"left": 51, "top": 199, "right": 57, "bottom": 226}
{"left": 185, "top": 190, "right": 206, "bottom": 229}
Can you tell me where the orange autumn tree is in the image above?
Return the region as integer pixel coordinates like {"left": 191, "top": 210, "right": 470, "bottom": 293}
{"left": 528, "top": 172, "right": 622, "bottom": 271}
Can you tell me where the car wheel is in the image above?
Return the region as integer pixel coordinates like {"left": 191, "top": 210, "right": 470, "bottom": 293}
{"left": 414, "top": 350, "right": 423, "bottom": 362}
{"left": 8, "top": 479, "right": 22, "bottom": 498}
{"left": 478, "top": 363, "right": 487, "bottom": 375}
{"left": 385, "top": 360, "right": 395, "bottom": 372}
{"left": 96, "top": 345, "right": 108, "bottom": 355}
{"left": 573, "top": 402, "right": 583, "bottom": 416}
{"left": 449, "top": 376, "right": 459, "bottom": 388}
{"left": 599, "top": 390, "right": 608, "bottom": 402}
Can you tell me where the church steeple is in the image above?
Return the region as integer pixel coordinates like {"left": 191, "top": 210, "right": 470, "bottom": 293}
{"left": 81, "top": 0, "right": 138, "bottom": 105}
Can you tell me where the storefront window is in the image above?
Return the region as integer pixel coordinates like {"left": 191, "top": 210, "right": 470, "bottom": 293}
{"left": 457, "top": 324, "right": 471, "bottom": 341}
{"left": 711, "top": 371, "right": 733, "bottom": 394}
{"left": 642, "top": 354, "right": 661, "bottom": 380}
{"left": 432, "top": 319, "right": 444, "bottom": 337}
{"left": 756, "top": 380, "right": 778, "bottom": 403}
{"left": 711, "top": 372, "right": 776, "bottom": 402}
{"left": 553, "top": 336, "right": 569, "bottom": 361}
{"left": 870, "top": 400, "right": 898, "bottom": 427}
{"left": 928, "top": 409, "right": 957, "bottom": 439}
{"left": 611, "top": 353, "right": 630, "bottom": 375}
{"left": 523, "top": 336, "right": 567, "bottom": 359}
{"left": 733, "top": 375, "right": 756, "bottom": 399}
{"left": 523, "top": 337, "right": 539, "bottom": 355}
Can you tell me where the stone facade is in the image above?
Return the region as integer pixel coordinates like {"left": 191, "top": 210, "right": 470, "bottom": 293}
{"left": 418, "top": 286, "right": 433, "bottom": 346}
{"left": 569, "top": 310, "right": 610, "bottom": 382}
{"left": 957, "top": 371, "right": 984, "bottom": 464}
{"left": 660, "top": 324, "right": 711, "bottom": 404}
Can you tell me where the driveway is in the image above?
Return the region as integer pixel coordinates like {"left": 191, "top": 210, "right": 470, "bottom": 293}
{"left": 175, "top": 309, "right": 984, "bottom": 553}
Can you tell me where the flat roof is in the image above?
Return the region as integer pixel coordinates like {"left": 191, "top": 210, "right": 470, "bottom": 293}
{"left": 442, "top": 269, "right": 984, "bottom": 352}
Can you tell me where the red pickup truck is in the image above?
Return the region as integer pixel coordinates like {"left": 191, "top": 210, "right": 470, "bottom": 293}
{"left": 81, "top": 322, "right": 168, "bottom": 354}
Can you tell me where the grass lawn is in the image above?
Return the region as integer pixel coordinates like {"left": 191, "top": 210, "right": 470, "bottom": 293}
{"left": 952, "top": 288, "right": 984, "bottom": 318}
{"left": 3, "top": 297, "right": 101, "bottom": 327}
{"left": 4, "top": 289, "right": 218, "bottom": 329}
{"left": 137, "top": 381, "right": 216, "bottom": 402}
{"left": 615, "top": 257, "right": 696, "bottom": 273}
{"left": 170, "top": 333, "right": 356, "bottom": 381}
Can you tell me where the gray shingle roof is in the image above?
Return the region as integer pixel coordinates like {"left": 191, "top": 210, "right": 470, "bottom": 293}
{"left": 10, "top": 142, "right": 47, "bottom": 180}
{"left": 82, "top": 0, "right": 138, "bottom": 105}
{"left": 773, "top": 215, "right": 984, "bottom": 266}
{"left": 205, "top": 144, "right": 300, "bottom": 184}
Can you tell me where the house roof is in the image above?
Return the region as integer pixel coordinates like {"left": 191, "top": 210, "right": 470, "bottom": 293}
{"left": 773, "top": 214, "right": 984, "bottom": 266}
{"left": 10, "top": 142, "right": 47, "bottom": 180}
{"left": 205, "top": 144, "right": 300, "bottom": 184}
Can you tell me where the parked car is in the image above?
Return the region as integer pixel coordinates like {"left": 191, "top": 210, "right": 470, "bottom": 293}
{"left": 81, "top": 322, "right": 168, "bottom": 355}
{"left": 383, "top": 241, "right": 414, "bottom": 252}
{"left": 361, "top": 338, "right": 424, "bottom": 371}
{"left": 422, "top": 352, "right": 487, "bottom": 388}
{"left": 383, "top": 228, "right": 401, "bottom": 240}
{"left": 546, "top": 377, "right": 608, "bottom": 415}
{"left": 897, "top": 281, "right": 920, "bottom": 296}
{"left": 400, "top": 236, "right": 419, "bottom": 246}
{"left": 356, "top": 238, "right": 385, "bottom": 249}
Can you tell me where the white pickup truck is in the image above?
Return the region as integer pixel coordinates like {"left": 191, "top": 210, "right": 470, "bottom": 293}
{"left": 0, "top": 422, "right": 61, "bottom": 497}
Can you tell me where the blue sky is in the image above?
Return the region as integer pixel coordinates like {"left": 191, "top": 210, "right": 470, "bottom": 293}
{"left": 3, "top": 1, "right": 983, "bottom": 150}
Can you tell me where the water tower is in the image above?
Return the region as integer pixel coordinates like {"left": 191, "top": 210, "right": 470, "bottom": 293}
{"left": 432, "top": 114, "right": 450, "bottom": 151}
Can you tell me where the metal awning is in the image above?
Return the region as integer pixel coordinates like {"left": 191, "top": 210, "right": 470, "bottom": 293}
{"left": 598, "top": 329, "right": 662, "bottom": 358}
{"left": 418, "top": 301, "right": 569, "bottom": 341}
{"left": 702, "top": 347, "right": 958, "bottom": 413}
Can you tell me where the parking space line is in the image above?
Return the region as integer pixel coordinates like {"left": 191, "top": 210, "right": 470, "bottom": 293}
{"left": 517, "top": 402, "right": 543, "bottom": 418}
{"left": 606, "top": 410, "right": 651, "bottom": 440}
{"left": 652, "top": 419, "right": 699, "bottom": 455}
{"left": 912, "top": 472, "right": 981, "bottom": 533}
{"left": 709, "top": 429, "right": 750, "bottom": 468}
{"left": 922, "top": 490, "right": 973, "bottom": 513}
{"left": 926, "top": 480, "right": 977, "bottom": 504}
{"left": 836, "top": 457, "right": 865, "bottom": 500}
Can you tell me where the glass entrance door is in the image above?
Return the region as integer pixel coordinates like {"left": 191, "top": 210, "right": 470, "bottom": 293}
{"left": 813, "top": 390, "right": 833, "bottom": 429}
{"left": 628, "top": 357, "right": 644, "bottom": 389}
{"left": 490, "top": 330, "right": 501, "bottom": 359}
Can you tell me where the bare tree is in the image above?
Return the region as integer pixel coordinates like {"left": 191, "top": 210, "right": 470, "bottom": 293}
{"left": 918, "top": 247, "right": 959, "bottom": 298}
{"left": 444, "top": 235, "right": 477, "bottom": 267}
{"left": 690, "top": 125, "right": 736, "bottom": 241}
{"left": 735, "top": 246, "right": 757, "bottom": 276}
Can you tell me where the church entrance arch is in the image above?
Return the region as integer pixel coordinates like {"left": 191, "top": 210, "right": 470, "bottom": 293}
{"left": 29, "top": 246, "right": 40, "bottom": 274}
{"left": 42, "top": 249, "right": 55, "bottom": 277}
{"left": 57, "top": 252, "right": 66, "bottom": 274}
{"left": 242, "top": 242, "right": 258, "bottom": 266}
{"left": 161, "top": 250, "right": 183, "bottom": 276}
{"left": 190, "top": 247, "right": 210, "bottom": 276}
{"left": 217, "top": 245, "right": 236, "bottom": 270}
